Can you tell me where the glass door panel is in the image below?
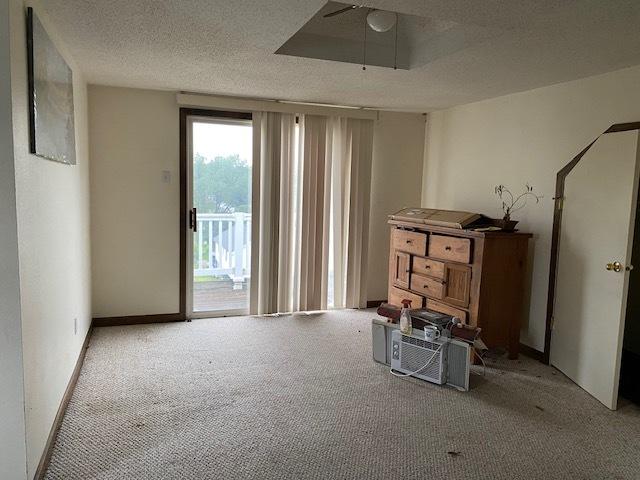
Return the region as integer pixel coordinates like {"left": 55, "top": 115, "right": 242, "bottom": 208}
{"left": 189, "top": 117, "right": 252, "bottom": 315}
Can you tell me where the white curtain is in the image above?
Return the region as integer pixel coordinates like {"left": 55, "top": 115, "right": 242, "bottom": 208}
{"left": 328, "top": 117, "right": 374, "bottom": 309}
{"left": 251, "top": 111, "right": 373, "bottom": 314}
{"left": 296, "top": 115, "right": 331, "bottom": 311}
{"left": 250, "top": 111, "right": 296, "bottom": 315}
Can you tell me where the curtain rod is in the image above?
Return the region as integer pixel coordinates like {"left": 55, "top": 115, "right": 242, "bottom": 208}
{"left": 176, "top": 92, "right": 380, "bottom": 120}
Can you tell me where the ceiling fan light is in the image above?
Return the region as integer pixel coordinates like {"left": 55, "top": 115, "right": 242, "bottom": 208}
{"left": 366, "top": 10, "right": 396, "bottom": 32}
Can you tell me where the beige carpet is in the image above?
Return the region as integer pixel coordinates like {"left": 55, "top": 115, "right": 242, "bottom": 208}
{"left": 45, "top": 309, "right": 640, "bottom": 479}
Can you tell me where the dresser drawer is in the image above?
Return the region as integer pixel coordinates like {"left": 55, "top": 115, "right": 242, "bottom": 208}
{"left": 391, "top": 229, "right": 427, "bottom": 256}
{"left": 443, "top": 263, "right": 471, "bottom": 308}
{"left": 412, "top": 257, "right": 445, "bottom": 279}
{"left": 410, "top": 273, "right": 444, "bottom": 300}
{"left": 428, "top": 235, "right": 471, "bottom": 263}
{"left": 391, "top": 251, "right": 410, "bottom": 289}
{"left": 425, "top": 299, "right": 467, "bottom": 323}
{"left": 388, "top": 286, "right": 424, "bottom": 309}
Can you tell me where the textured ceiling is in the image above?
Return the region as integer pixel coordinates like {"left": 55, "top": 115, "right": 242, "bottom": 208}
{"left": 42, "top": 0, "right": 640, "bottom": 111}
{"left": 275, "top": 2, "right": 493, "bottom": 71}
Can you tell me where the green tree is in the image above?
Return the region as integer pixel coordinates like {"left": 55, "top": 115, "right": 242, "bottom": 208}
{"left": 193, "top": 153, "right": 250, "bottom": 213}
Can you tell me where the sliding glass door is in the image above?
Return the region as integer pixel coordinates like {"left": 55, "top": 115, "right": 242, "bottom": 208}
{"left": 186, "top": 113, "right": 252, "bottom": 316}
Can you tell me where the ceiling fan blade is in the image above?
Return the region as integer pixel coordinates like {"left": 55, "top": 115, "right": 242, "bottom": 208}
{"left": 323, "top": 5, "right": 357, "bottom": 18}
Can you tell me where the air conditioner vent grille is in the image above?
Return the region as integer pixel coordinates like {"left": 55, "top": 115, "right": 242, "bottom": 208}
{"left": 401, "top": 335, "right": 438, "bottom": 350}
{"left": 400, "top": 342, "right": 442, "bottom": 380}
{"left": 390, "top": 329, "right": 469, "bottom": 390}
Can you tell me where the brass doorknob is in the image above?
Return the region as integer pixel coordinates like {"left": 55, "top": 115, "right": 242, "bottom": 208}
{"left": 606, "top": 261, "right": 623, "bottom": 272}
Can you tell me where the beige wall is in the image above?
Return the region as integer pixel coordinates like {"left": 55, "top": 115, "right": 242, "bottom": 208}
{"left": 9, "top": 0, "right": 92, "bottom": 476}
{"left": 89, "top": 86, "right": 180, "bottom": 317}
{"left": 89, "top": 86, "right": 425, "bottom": 315}
{"left": 0, "top": 1, "right": 27, "bottom": 478}
{"left": 368, "top": 111, "right": 426, "bottom": 301}
{"left": 422, "top": 64, "right": 640, "bottom": 351}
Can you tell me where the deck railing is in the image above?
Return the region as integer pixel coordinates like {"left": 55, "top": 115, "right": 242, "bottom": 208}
{"left": 194, "top": 212, "right": 251, "bottom": 281}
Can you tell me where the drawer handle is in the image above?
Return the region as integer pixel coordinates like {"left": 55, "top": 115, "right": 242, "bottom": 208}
{"left": 445, "top": 246, "right": 452, "bottom": 251}
{"left": 425, "top": 265, "right": 431, "bottom": 269}
{"left": 406, "top": 240, "right": 412, "bottom": 244}
{"left": 423, "top": 285, "right": 429, "bottom": 289}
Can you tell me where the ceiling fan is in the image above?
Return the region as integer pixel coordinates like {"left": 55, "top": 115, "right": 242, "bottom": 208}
{"left": 323, "top": 3, "right": 400, "bottom": 70}
{"left": 324, "top": 4, "right": 397, "bottom": 33}
{"left": 323, "top": 4, "right": 361, "bottom": 18}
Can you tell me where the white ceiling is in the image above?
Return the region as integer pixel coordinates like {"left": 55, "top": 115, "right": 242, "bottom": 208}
{"left": 42, "top": 0, "right": 640, "bottom": 111}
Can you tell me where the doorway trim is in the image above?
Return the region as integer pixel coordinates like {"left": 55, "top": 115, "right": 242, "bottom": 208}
{"left": 179, "top": 108, "right": 253, "bottom": 319}
{"left": 543, "top": 121, "right": 640, "bottom": 363}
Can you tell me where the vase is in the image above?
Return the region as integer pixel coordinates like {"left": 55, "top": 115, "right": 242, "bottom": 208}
{"left": 496, "top": 218, "right": 519, "bottom": 232}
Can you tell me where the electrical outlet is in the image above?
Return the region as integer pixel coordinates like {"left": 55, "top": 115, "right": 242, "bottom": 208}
{"left": 74, "top": 317, "right": 78, "bottom": 335}
{"left": 162, "top": 170, "right": 171, "bottom": 183}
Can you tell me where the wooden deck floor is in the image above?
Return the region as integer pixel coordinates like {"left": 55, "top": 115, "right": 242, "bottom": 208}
{"left": 193, "top": 279, "right": 248, "bottom": 312}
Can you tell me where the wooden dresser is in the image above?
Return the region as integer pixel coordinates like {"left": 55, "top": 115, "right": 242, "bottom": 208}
{"left": 387, "top": 218, "right": 532, "bottom": 359}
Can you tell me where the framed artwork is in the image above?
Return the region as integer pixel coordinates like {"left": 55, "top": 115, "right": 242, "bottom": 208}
{"left": 26, "top": 7, "right": 76, "bottom": 165}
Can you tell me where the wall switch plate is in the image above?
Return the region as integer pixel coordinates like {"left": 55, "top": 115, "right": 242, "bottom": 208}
{"left": 162, "top": 170, "right": 171, "bottom": 183}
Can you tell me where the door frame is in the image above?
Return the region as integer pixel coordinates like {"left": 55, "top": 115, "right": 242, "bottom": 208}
{"left": 179, "top": 108, "right": 253, "bottom": 319}
{"left": 543, "top": 122, "right": 640, "bottom": 363}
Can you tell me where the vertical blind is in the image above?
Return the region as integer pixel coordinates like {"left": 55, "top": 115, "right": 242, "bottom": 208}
{"left": 250, "top": 111, "right": 373, "bottom": 315}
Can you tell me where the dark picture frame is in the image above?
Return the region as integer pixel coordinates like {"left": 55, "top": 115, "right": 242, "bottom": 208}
{"left": 26, "top": 7, "right": 76, "bottom": 165}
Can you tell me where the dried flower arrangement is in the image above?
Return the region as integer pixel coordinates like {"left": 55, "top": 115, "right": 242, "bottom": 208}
{"left": 494, "top": 184, "right": 542, "bottom": 231}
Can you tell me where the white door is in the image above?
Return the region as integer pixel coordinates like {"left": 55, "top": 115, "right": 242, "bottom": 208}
{"left": 551, "top": 130, "right": 640, "bottom": 409}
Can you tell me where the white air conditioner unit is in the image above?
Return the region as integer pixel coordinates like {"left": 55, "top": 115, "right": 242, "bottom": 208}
{"left": 390, "top": 329, "right": 470, "bottom": 391}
